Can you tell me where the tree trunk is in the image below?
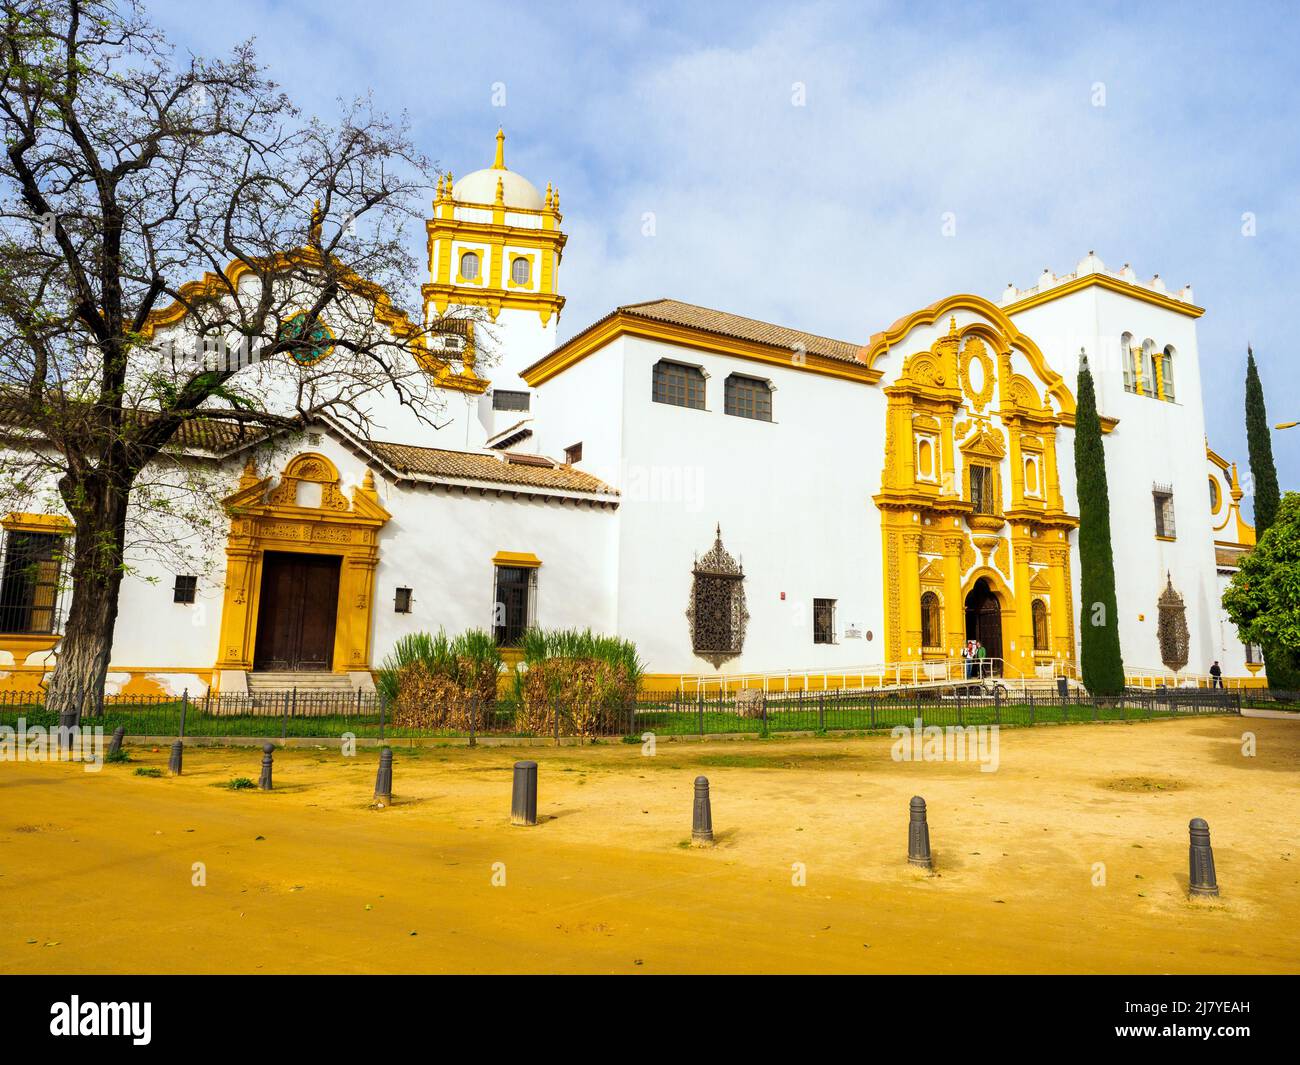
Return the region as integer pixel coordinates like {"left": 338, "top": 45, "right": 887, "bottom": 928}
{"left": 44, "top": 478, "right": 130, "bottom": 721}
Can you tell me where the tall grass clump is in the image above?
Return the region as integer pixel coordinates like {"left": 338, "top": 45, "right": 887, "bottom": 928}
{"left": 514, "top": 628, "right": 644, "bottom": 736}
{"left": 377, "top": 629, "right": 502, "bottom": 729}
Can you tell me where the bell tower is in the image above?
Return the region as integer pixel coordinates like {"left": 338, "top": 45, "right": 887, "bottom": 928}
{"left": 423, "top": 129, "right": 567, "bottom": 390}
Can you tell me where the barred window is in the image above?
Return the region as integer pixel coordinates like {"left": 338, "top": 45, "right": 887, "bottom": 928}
{"left": 969, "top": 465, "right": 996, "bottom": 514}
{"left": 493, "top": 566, "right": 537, "bottom": 647}
{"left": 459, "top": 251, "right": 480, "bottom": 281}
{"left": 493, "top": 389, "right": 531, "bottom": 412}
{"left": 1032, "top": 598, "right": 1050, "bottom": 651}
{"left": 1153, "top": 487, "right": 1176, "bottom": 539}
{"left": 511, "top": 257, "right": 531, "bottom": 285}
{"left": 724, "top": 374, "right": 773, "bottom": 421}
{"left": 652, "top": 360, "right": 705, "bottom": 409}
{"left": 920, "top": 592, "right": 941, "bottom": 649}
{"left": 0, "top": 531, "right": 62, "bottom": 634}
{"left": 394, "top": 587, "right": 413, "bottom": 614}
{"left": 813, "top": 598, "right": 836, "bottom": 644}
{"left": 173, "top": 575, "right": 198, "bottom": 604}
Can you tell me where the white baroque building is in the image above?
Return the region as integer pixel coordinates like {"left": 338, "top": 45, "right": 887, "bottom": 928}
{"left": 0, "top": 132, "right": 1263, "bottom": 697}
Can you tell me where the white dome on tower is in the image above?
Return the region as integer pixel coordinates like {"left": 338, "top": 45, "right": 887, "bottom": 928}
{"left": 452, "top": 129, "right": 545, "bottom": 210}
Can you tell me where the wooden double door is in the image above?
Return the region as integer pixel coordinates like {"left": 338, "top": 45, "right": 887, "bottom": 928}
{"left": 253, "top": 552, "right": 341, "bottom": 671}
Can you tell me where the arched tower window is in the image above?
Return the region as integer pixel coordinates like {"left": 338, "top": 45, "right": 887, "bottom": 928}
{"left": 511, "top": 256, "right": 531, "bottom": 285}
{"left": 459, "top": 251, "right": 480, "bottom": 281}
{"left": 1032, "top": 598, "right": 1050, "bottom": 652}
{"left": 1141, "top": 340, "right": 1157, "bottom": 397}
{"left": 921, "top": 591, "right": 941, "bottom": 649}
{"left": 1160, "top": 345, "right": 1176, "bottom": 402}
{"left": 1121, "top": 332, "right": 1136, "bottom": 393}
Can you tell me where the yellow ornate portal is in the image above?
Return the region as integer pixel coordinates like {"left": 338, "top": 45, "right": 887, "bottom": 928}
{"left": 875, "top": 299, "right": 1078, "bottom": 678}
{"left": 215, "top": 452, "right": 391, "bottom": 678}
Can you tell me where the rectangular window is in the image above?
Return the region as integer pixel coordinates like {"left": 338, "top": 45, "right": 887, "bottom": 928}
{"left": 724, "top": 374, "right": 773, "bottom": 421}
{"left": 564, "top": 442, "right": 583, "bottom": 465}
{"left": 1153, "top": 487, "right": 1176, "bottom": 539}
{"left": 493, "top": 389, "right": 531, "bottom": 412}
{"left": 969, "top": 465, "right": 996, "bottom": 514}
{"left": 173, "top": 575, "right": 198, "bottom": 604}
{"left": 394, "top": 587, "right": 413, "bottom": 614}
{"left": 0, "top": 531, "right": 62, "bottom": 634}
{"left": 652, "top": 360, "right": 705, "bottom": 409}
{"left": 813, "top": 598, "right": 836, "bottom": 644}
{"left": 1245, "top": 643, "right": 1262, "bottom": 665}
{"left": 493, "top": 566, "right": 537, "bottom": 647}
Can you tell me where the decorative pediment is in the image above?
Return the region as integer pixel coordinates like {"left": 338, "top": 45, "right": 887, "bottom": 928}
{"left": 918, "top": 557, "right": 946, "bottom": 584}
{"left": 224, "top": 452, "right": 392, "bottom": 525}
{"left": 959, "top": 424, "right": 1006, "bottom": 460}
{"left": 1029, "top": 568, "right": 1052, "bottom": 592}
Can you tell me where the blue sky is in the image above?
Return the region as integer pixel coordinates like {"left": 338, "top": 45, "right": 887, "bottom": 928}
{"left": 156, "top": 0, "right": 1300, "bottom": 513}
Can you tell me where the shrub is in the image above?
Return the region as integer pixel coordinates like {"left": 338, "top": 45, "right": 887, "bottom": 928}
{"left": 377, "top": 629, "right": 502, "bottom": 730}
{"left": 513, "top": 628, "right": 644, "bottom": 736}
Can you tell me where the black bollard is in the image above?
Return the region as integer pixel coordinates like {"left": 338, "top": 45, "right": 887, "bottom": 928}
{"left": 108, "top": 726, "right": 125, "bottom": 758}
{"left": 1188, "top": 817, "right": 1219, "bottom": 897}
{"left": 168, "top": 740, "right": 184, "bottom": 776}
{"left": 259, "top": 743, "right": 274, "bottom": 791}
{"left": 908, "top": 795, "right": 932, "bottom": 869}
{"left": 373, "top": 747, "right": 393, "bottom": 807}
{"left": 691, "top": 775, "right": 714, "bottom": 845}
{"left": 511, "top": 760, "right": 538, "bottom": 826}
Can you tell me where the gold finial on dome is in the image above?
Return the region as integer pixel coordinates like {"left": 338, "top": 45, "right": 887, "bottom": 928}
{"left": 493, "top": 127, "right": 506, "bottom": 169}
{"left": 545, "top": 182, "right": 553, "bottom": 208}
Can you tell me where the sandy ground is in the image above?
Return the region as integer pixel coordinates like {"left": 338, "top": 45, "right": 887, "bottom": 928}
{"left": 2, "top": 716, "right": 1298, "bottom": 974}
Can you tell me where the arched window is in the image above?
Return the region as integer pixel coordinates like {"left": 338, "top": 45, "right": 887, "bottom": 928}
{"left": 1160, "top": 345, "right": 1176, "bottom": 402}
{"left": 1141, "top": 340, "right": 1157, "bottom": 397}
{"left": 1208, "top": 476, "right": 1221, "bottom": 513}
{"left": 1121, "top": 332, "right": 1135, "bottom": 393}
{"left": 1032, "top": 598, "right": 1049, "bottom": 652}
{"left": 653, "top": 360, "right": 705, "bottom": 409}
{"left": 511, "top": 256, "right": 531, "bottom": 285}
{"left": 724, "top": 373, "right": 773, "bottom": 421}
{"left": 459, "top": 251, "right": 480, "bottom": 281}
{"left": 920, "top": 591, "right": 941, "bottom": 649}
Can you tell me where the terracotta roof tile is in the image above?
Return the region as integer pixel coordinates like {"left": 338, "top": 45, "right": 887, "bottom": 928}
{"left": 618, "top": 299, "right": 864, "bottom": 363}
{"left": 368, "top": 440, "right": 615, "bottom": 496}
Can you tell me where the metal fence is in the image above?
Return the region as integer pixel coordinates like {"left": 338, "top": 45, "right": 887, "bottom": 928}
{"left": 0, "top": 684, "right": 1250, "bottom": 744}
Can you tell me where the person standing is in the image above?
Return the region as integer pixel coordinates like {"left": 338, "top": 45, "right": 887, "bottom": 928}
{"left": 976, "top": 640, "right": 987, "bottom": 678}
{"left": 962, "top": 640, "right": 974, "bottom": 679}
{"left": 1209, "top": 661, "right": 1223, "bottom": 689}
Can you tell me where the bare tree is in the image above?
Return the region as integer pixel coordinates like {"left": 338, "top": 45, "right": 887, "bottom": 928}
{"left": 0, "top": 0, "right": 483, "bottom": 717}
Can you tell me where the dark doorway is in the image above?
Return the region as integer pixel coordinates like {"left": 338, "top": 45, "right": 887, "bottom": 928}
{"left": 964, "top": 577, "right": 1003, "bottom": 674}
{"left": 253, "top": 552, "right": 341, "bottom": 671}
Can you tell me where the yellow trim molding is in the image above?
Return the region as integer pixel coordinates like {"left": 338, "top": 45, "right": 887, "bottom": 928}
{"left": 523, "top": 312, "right": 883, "bottom": 388}
{"left": 492, "top": 551, "right": 541, "bottom": 568}
{"left": 2, "top": 512, "right": 72, "bottom": 534}
{"left": 215, "top": 453, "right": 391, "bottom": 675}
{"left": 1002, "top": 272, "right": 1205, "bottom": 319}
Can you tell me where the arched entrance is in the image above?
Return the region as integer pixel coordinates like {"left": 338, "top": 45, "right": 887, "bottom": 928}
{"left": 965, "top": 577, "right": 1003, "bottom": 674}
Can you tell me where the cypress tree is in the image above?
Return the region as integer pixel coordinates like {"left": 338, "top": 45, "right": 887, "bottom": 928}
{"left": 1245, "top": 347, "right": 1281, "bottom": 534}
{"left": 1074, "top": 354, "right": 1126, "bottom": 694}
{"left": 1244, "top": 347, "right": 1297, "bottom": 687}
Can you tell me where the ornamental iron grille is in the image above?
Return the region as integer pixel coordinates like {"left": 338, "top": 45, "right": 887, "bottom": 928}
{"left": 0, "top": 530, "right": 63, "bottom": 634}
{"left": 1156, "top": 574, "right": 1190, "bottom": 672}
{"left": 686, "top": 524, "right": 749, "bottom": 668}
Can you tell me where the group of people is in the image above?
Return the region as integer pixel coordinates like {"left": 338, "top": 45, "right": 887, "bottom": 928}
{"left": 962, "top": 639, "right": 989, "bottom": 678}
